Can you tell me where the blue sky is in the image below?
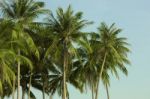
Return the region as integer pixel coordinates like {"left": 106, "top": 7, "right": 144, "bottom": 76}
{"left": 40, "top": 0, "right": 150, "bottom": 99}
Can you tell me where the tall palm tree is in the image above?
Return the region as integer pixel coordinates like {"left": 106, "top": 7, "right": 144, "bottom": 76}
{"left": 102, "top": 69, "right": 110, "bottom": 99}
{"left": 95, "top": 22, "right": 130, "bottom": 99}
{"left": 45, "top": 5, "right": 92, "bottom": 99}
{"left": 78, "top": 32, "right": 112, "bottom": 99}
{"left": 0, "top": 0, "right": 49, "bottom": 98}
{"left": 29, "top": 25, "right": 53, "bottom": 99}
{"left": 0, "top": 19, "right": 16, "bottom": 97}
{"left": 0, "top": 21, "right": 33, "bottom": 98}
{"left": 0, "top": 49, "right": 16, "bottom": 96}
{"left": 77, "top": 36, "right": 98, "bottom": 99}
{"left": 47, "top": 57, "right": 85, "bottom": 99}
{"left": 20, "top": 66, "right": 37, "bottom": 99}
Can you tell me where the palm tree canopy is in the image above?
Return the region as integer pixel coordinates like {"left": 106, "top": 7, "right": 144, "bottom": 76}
{"left": 45, "top": 6, "right": 92, "bottom": 98}
{"left": 0, "top": 0, "right": 49, "bottom": 23}
{"left": 98, "top": 22, "right": 130, "bottom": 78}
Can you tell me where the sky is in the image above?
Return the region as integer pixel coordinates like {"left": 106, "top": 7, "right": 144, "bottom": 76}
{"left": 8, "top": 0, "right": 150, "bottom": 99}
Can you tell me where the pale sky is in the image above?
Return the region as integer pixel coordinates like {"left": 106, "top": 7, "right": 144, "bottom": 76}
{"left": 8, "top": 0, "right": 150, "bottom": 99}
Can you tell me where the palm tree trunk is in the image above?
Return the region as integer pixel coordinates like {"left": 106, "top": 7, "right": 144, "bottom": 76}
{"left": 95, "top": 52, "right": 107, "bottom": 99}
{"left": 12, "top": 77, "right": 15, "bottom": 99}
{"left": 42, "top": 89, "right": 45, "bottom": 99}
{"left": 62, "top": 58, "right": 67, "bottom": 99}
{"left": 91, "top": 84, "right": 95, "bottom": 99}
{"left": 106, "top": 84, "right": 110, "bottom": 99}
{"left": 50, "top": 94, "right": 53, "bottom": 99}
{"left": 42, "top": 79, "right": 45, "bottom": 99}
{"left": 22, "top": 88, "right": 25, "bottom": 99}
{"left": 1, "top": 96, "right": 4, "bottom": 99}
{"left": 62, "top": 43, "right": 67, "bottom": 99}
{"left": 17, "top": 49, "right": 21, "bottom": 99}
{"left": 28, "top": 74, "right": 32, "bottom": 99}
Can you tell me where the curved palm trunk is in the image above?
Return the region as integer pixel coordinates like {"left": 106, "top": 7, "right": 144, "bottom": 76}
{"left": 1, "top": 96, "right": 4, "bottom": 99}
{"left": 42, "top": 89, "right": 45, "bottom": 99}
{"left": 28, "top": 74, "right": 32, "bottom": 99}
{"left": 62, "top": 43, "right": 68, "bottom": 99}
{"left": 22, "top": 88, "right": 25, "bottom": 99}
{"left": 50, "top": 94, "right": 53, "bottom": 99}
{"left": 91, "top": 84, "right": 95, "bottom": 99}
{"left": 12, "top": 77, "right": 15, "bottom": 99}
{"left": 95, "top": 53, "right": 107, "bottom": 99}
{"left": 42, "top": 79, "right": 45, "bottom": 99}
{"left": 17, "top": 49, "right": 21, "bottom": 99}
{"left": 106, "top": 84, "right": 110, "bottom": 99}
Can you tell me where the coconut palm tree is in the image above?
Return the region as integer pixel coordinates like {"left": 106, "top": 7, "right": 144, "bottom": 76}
{"left": 102, "top": 69, "right": 110, "bottom": 99}
{"left": 94, "top": 22, "right": 130, "bottom": 99}
{"left": 45, "top": 5, "right": 92, "bottom": 99}
{"left": 0, "top": 21, "right": 33, "bottom": 98}
{"left": 0, "top": 20, "right": 17, "bottom": 98}
{"left": 0, "top": 49, "right": 16, "bottom": 96}
{"left": 1, "top": 20, "right": 15, "bottom": 99}
{"left": 47, "top": 57, "right": 85, "bottom": 99}
{"left": 75, "top": 32, "right": 102, "bottom": 99}
{"left": 30, "top": 25, "right": 53, "bottom": 99}
{"left": 33, "top": 27, "right": 85, "bottom": 98}
{"left": 0, "top": 0, "right": 49, "bottom": 98}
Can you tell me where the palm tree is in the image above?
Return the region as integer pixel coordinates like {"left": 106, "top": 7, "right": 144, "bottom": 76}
{"left": 0, "top": 0, "right": 49, "bottom": 98}
{"left": 45, "top": 5, "right": 92, "bottom": 99}
{"left": 18, "top": 25, "right": 52, "bottom": 99}
{"left": 69, "top": 31, "right": 101, "bottom": 99}
{"left": 0, "top": 20, "right": 33, "bottom": 98}
{"left": 94, "top": 22, "right": 130, "bottom": 99}
{"left": 0, "top": 49, "right": 16, "bottom": 96}
{"left": 30, "top": 25, "right": 53, "bottom": 99}
{"left": 0, "top": 19, "right": 16, "bottom": 97}
{"left": 102, "top": 69, "right": 110, "bottom": 99}
{"left": 47, "top": 57, "right": 85, "bottom": 99}
{"left": 20, "top": 66, "right": 36, "bottom": 99}
{"left": 105, "top": 84, "right": 110, "bottom": 99}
